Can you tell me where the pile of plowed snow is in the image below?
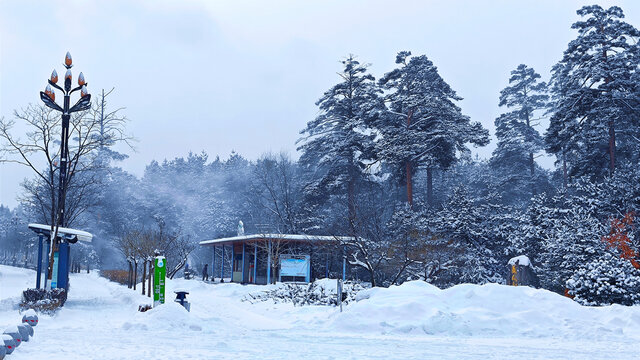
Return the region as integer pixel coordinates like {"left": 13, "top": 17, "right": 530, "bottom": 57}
{"left": 329, "top": 281, "right": 640, "bottom": 339}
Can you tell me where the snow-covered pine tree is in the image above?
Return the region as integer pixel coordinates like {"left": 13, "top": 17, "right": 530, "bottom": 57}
{"left": 545, "top": 5, "right": 640, "bottom": 182}
{"left": 377, "top": 51, "right": 489, "bottom": 207}
{"left": 426, "top": 186, "right": 503, "bottom": 286}
{"left": 297, "top": 55, "right": 383, "bottom": 228}
{"left": 490, "top": 64, "right": 547, "bottom": 201}
{"left": 567, "top": 251, "right": 640, "bottom": 306}
{"left": 511, "top": 194, "right": 557, "bottom": 267}
{"left": 537, "top": 189, "right": 608, "bottom": 293}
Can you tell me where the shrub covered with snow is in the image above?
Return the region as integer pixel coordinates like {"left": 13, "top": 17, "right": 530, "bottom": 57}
{"left": 566, "top": 252, "right": 640, "bottom": 306}
{"left": 19, "top": 288, "right": 67, "bottom": 313}
{"left": 243, "top": 279, "right": 368, "bottom": 306}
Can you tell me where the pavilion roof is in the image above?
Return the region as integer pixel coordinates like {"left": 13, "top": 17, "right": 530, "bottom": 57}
{"left": 199, "top": 233, "right": 354, "bottom": 246}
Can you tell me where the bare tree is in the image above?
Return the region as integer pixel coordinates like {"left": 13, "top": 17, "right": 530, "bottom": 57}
{"left": 114, "top": 219, "right": 196, "bottom": 286}
{"left": 0, "top": 90, "right": 132, "bottom": 281}
{"left": 249, "top": 153, "right": 301, "bottom": 233}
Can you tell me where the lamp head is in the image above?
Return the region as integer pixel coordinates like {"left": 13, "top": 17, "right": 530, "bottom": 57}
{"left": 65, "top": 52, "right": 73, "bottom": 68}
{"left": 45, "top": 85, "right": 55, "bottom": 101}
{"left": 50, "top": 69, "right": 58, "bottom": 84}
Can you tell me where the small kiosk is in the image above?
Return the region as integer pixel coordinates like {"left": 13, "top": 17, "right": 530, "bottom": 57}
{"left": 199, "top": 234, "right": 353, "bottom": 284}
{"left": 28, "top": 223, "right": 93, "bottom": 290}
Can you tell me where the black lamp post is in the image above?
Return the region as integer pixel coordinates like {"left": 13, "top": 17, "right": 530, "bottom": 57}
{"left": 39, "top": 52, "right": 91, "bottom": 286}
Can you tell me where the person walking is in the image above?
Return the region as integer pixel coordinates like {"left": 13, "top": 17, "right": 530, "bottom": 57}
{"left": 202, "top": 264, "right": 209, "bottom": 282}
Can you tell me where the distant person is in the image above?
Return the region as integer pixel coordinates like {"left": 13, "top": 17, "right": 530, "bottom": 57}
{"left": 202, "top": 264, "right": 209, "bottom": 281}
{"left": 184, "top": 263, "right": 191, "bottom": 279}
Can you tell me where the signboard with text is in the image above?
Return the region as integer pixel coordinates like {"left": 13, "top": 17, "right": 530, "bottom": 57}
{"left": 50, "top": 252, "right": 59, "bottom": 289}
{"left": 279, "top": 254, "right": 310, "bottom": 282}
{"left": 153, "top": 256, "right": 166, "bottom": 307}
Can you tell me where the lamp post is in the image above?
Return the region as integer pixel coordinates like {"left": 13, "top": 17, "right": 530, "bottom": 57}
{"left": 39, "top": 52, "right": 92, "bottom": 287}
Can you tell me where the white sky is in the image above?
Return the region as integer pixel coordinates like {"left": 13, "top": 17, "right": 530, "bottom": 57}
{"left": 1, "top": 0, "right": 639, "bottom": 208}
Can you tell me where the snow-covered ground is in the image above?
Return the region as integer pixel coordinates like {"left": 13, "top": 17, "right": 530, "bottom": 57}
{"left": 1, "top": 264, "right": 639, "bottom": 359}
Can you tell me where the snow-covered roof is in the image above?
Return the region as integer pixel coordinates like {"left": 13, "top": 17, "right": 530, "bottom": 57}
{"left": 508, "top": 255, "right": 531, "bottom": 267}
{"left": 199, "top": 234, "right": 354, "bottom": 246}
{"left": 28, "top": 223, "right": 93, "bottom": 243}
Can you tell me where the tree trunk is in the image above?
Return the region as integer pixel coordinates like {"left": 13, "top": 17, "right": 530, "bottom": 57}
{"left": 128, "top": 261, "right": 133, "bottom": 289}
{"left": 133, "top": 261, "right": 138, "bottom": 290}
{"left": 148, "top": 261, "right": 153, "bottom": 298}
{"left": 141, "top": 261, "right": 147, "bottom": 295}
{"left": 406, "top": 109, "right": 414, "bottom": 207}
{"left": 426, "top": 167, "right": 433, "bottom": 206}
{"left": 608, "top": 119, "right": 615, "bottom": 174}
{"left": 562, "top": 151, "right": 568, "bottom": 189}
{"left": 369, "top": 266, "right": 376, "bottom": 288}
{"left": 347, "top": 178, "right": 356, "bottom": 233}
{"left": 406, "top": 162, "right": 413, "bottom": 207}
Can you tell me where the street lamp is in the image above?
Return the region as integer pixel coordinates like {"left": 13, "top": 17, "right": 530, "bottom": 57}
{"left": 38, "top": 52, "right": 92, "bottom": 289}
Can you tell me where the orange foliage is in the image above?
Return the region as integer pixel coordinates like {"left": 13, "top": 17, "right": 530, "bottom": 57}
{"left": 602, "top": 212, "right": 640, "bottom": 269}
{"left": 564, "top": 288, "right": 575, "bottom": 299}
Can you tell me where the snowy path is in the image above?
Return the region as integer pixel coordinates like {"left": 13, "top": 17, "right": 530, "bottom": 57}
{"left": 1, "top": 265, "right": 638, "bottom": 359}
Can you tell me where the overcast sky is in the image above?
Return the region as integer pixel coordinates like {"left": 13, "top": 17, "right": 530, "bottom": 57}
{"left": 1, "top": 0, "right": 639, "bottom": 208}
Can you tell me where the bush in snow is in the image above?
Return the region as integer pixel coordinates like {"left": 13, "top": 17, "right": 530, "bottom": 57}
{"left": 566, "top": 252, "right": 640, "bottom": 306}
{"left": 20, "top": 288, "right": 67, "bottom": 313}
{"left": 243, "top": 280, "right": 369, "bottom": 306}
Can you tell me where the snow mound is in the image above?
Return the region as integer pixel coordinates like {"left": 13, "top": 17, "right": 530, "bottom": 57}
{"left": 330, "top": 281, "right": 640, "bottom": 339}
{"left": 127, "top": 302, "right": 202, "bottom": 331}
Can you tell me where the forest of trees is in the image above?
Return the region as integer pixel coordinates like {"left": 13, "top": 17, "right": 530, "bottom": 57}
{"left": 2, "top": 5, "right": 640, "bottom": 306}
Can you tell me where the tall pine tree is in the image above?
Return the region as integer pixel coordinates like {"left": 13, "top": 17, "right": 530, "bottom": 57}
{"left": 297, "top": 55, "right": 383, "bottom": 228}
{"left": 377, "top": 51, "right": 488, "bottom": 206}
{"left": 490, "top": 64, "right": 547, "bottom": 201}
{"left": 546, "top": 5, "right": 640, "bottom": 182}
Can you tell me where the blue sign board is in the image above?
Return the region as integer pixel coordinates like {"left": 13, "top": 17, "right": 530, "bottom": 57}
{"left": 279, "top": 255, "right": 310, "bottom": 282}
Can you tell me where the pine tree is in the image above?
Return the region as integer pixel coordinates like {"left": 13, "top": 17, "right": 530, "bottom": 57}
{"left": 545, "top": 5, "right": 640, "bottom": 181}
{"left": 490, "top": 64, "right": 547, "bottom": 200}
{"left": 377, "top": 51, "right": 489, "bottom": 207}
{"left": 537, "top": 189, "right": 608, "bottom": 292}
{"left": 427, "top": 186, "right": 503, "bottom": 286}
{"left": 297, "top": 55, "right": 383, "bottom": 227}
{"left": 567, "top": 251, "right": 640, "bottom": 306}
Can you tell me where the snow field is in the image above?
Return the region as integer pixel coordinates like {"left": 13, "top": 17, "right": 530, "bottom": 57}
{"left": 1, "top": 265, "right": 639, "bottom": 359}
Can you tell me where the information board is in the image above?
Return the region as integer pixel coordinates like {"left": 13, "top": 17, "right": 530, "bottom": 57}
{"left": 50, "top": 252, "right": 59, "bottom": 289}
{"left": 279, "top": 254, "right": 310, "bottom": 282}
{"left": 153, "top": 256, "right": 166, "bottom": 306}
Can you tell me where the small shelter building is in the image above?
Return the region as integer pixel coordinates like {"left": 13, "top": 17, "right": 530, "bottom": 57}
{"left": 199, "top": 234, "right": 353, "bottom": 284}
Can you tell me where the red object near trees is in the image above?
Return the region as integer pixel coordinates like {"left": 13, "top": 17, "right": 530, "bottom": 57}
{"left": 603, "top": 212, "right": 639, "bottom": 269}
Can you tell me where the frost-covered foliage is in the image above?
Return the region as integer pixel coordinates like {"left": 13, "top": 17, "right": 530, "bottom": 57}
{"left": 376, "top": 51, "right": 489, "bottom": 205}
{"left": 243, "top": 280, "right": 368, "bottom": 306}
{"left": 567, "top": 252, "right": 640, "bottom": 306}
{"left": 298, "top": 55, "right": 383, "bottom": 225}
{"left": 546, "top": 5, "right": 640, "bottom": 180}
{"left": 490, "top": 64, "right": 548, "bottom": 202}
{"left": 20, "top": 288, "right": 67, "bottom": 313}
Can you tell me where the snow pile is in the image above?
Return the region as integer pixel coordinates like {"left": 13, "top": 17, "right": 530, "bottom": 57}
{"left": 243, "top": 279, "right": 368, "bottom": 306}
{"left": 508, "top": 255, "right": 531, "bottom": 267}
{"left": 3, "top": 265, "right": 640, "bottom": 358}
{"left": 330, "top": 280, "right": 640, "bottom": 340}
{"left": 126, "top": 302, "right": 202, "bottom": 331}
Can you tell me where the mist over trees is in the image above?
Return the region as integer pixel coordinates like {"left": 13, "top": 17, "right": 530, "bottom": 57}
{"left": 2, "top": 4, "right": 640, "bottom": 306}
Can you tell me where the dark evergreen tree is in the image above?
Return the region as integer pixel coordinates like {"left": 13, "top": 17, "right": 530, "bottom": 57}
{"left": 298, "top": 55, "right": 383, "bottom": 228}
{"left": 567, "top": 251, "right": 640, "bottom": 306}
{"left": 491, "top": 64, "right": 547, "bottom": 201}
{"left": 546, "top": 5, "right": 640, "bottom": 182}
{"left": 377, "top": 51, "right": 489, "bottom": 207}
{"left": 537, "top": 189, "right": 608, "bottom": 292}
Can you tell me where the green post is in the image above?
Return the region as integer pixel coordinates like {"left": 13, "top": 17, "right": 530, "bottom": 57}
{"left": 153, "top": 256, "right": 166, "bottom": 307}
